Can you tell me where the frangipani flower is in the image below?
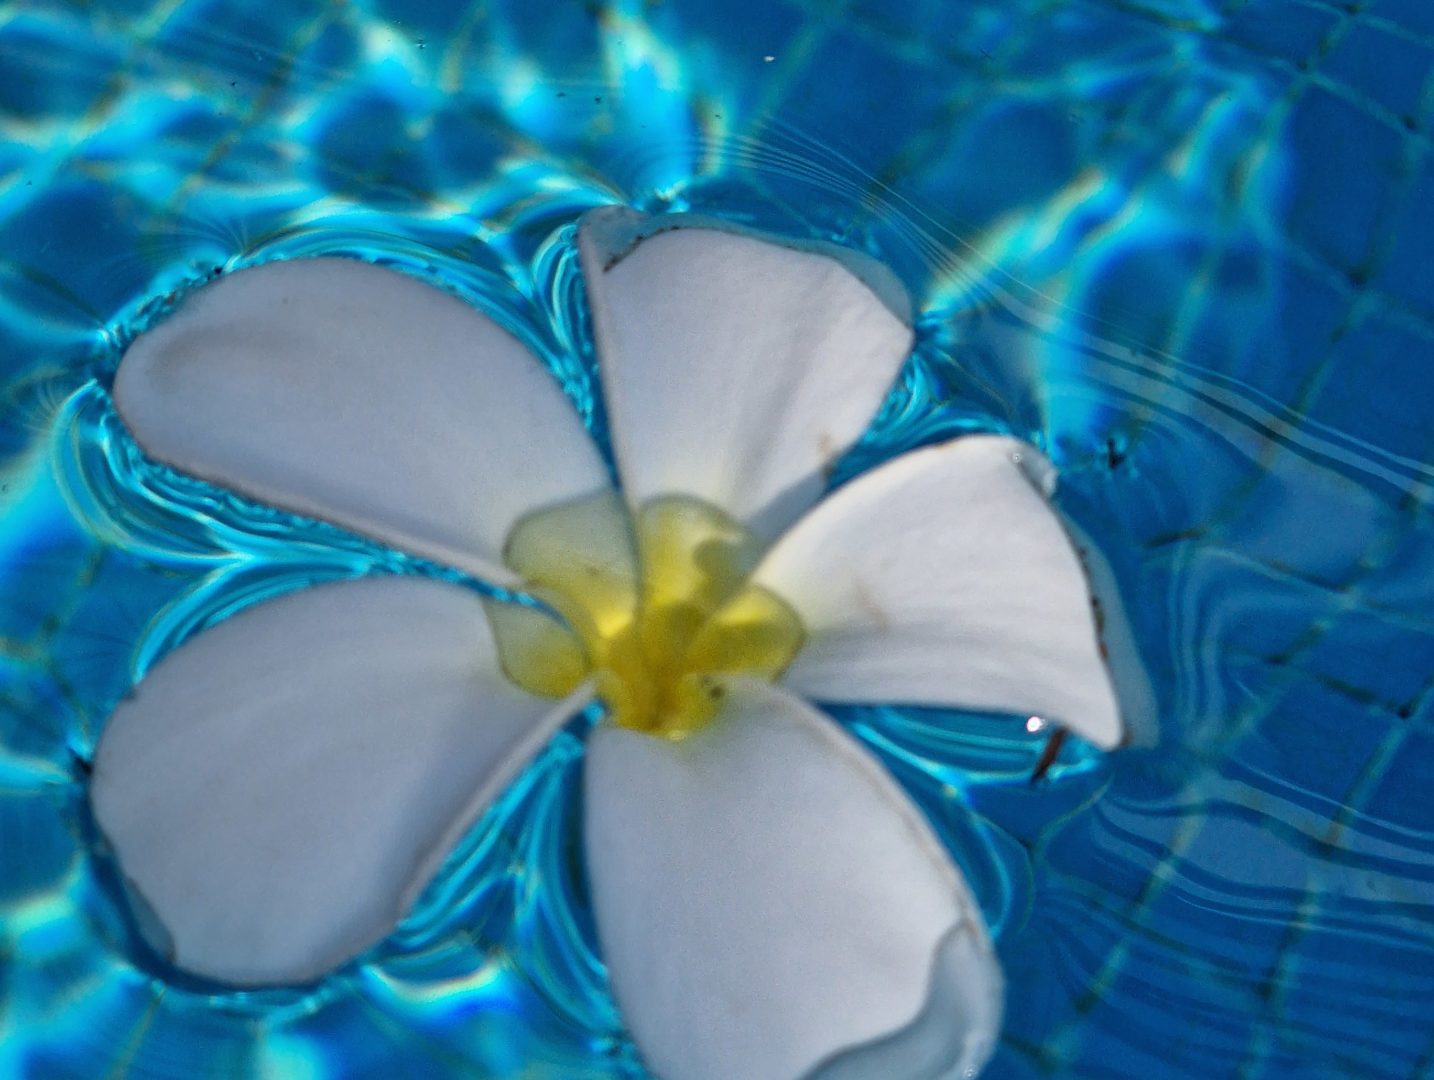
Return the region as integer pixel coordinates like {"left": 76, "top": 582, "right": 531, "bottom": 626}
{"left": 90, "top": 207, "right": 1132, "bottom": 1080}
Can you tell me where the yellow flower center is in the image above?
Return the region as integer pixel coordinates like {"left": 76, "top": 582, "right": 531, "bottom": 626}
{"left": 484, "top": 491, "right": 804, "bottom": 740}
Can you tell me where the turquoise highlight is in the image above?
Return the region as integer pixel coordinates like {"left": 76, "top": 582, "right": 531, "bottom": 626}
{"left": 3, "top": 1, "right": 1433, "bottom": 1077}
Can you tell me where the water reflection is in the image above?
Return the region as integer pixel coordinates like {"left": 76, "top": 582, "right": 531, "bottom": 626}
{"left": 2, "top": 0, "right": 1432, "bottom": 1077}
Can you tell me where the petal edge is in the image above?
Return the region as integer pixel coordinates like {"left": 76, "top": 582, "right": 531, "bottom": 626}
{"left": 583, "top": 680, "right": 1002, "bottom": 1080}
{"left": 755, "top": 435, "right": 1135, "bottom": 749}
{"left": 91, "top": 576, "right": 583, "bottom": 986}
{"left": 115, "top": 258, "right": 611, "bottom": 583}
{"left": 580, "top": 209, "right": 914, "bottom": 541}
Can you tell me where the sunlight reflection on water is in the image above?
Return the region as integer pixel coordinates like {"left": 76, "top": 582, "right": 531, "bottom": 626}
{"left": 2, "top": 1, "right": 1432, "bottom": 1077}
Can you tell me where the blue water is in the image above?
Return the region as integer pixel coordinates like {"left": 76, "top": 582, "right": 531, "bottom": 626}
{"left": 2, "top": 1, "right": 1433, "bottom": 1077}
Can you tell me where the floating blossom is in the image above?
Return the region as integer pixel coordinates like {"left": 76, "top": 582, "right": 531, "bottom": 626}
{"left": 90, "top": 208, "right": 1135, "bottom": 1080}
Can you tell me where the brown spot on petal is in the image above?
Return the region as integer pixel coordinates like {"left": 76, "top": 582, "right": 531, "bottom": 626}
{"left": 818, "top": 431, "right": 839, "bottom": 481}
{"left": 852, "top": 576, "right": 891, "bottom": 630}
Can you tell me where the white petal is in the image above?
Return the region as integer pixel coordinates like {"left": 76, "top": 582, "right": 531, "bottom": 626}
{"left": 90, "top": 576, "right": 584, "bottom": 986}
{"left": 579, "top": 208, "right": 913, "bottom": 541}
{"left": 114, "top": 258, "right": 609, "bottom": 583}
{"left": 583, "top": 680, "right": 1001, "bottom": 1080}
{"left": 808, "top": 928, "right": 1004, "bottom": 1080}
{"left": 755, "top": 435, "right": 1130, "bottom": 749}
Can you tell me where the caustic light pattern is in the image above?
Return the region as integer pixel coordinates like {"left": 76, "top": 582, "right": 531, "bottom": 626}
{"left": 88, "top": 206, "right": 1142, "bottom": 1080}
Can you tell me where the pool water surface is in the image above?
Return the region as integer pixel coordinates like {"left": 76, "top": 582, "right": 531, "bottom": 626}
{"left": 1, "top": 1, "right": 1432, "bottom": 1077}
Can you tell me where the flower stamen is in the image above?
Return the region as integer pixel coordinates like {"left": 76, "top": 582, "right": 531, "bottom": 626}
{"left": 491, "top": 491, "right": 804, "bottom": 739}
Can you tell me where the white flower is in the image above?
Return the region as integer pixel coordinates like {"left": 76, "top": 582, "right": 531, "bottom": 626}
{"left": 90, "top": 207, "right": 1135, "bottom": 1080}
